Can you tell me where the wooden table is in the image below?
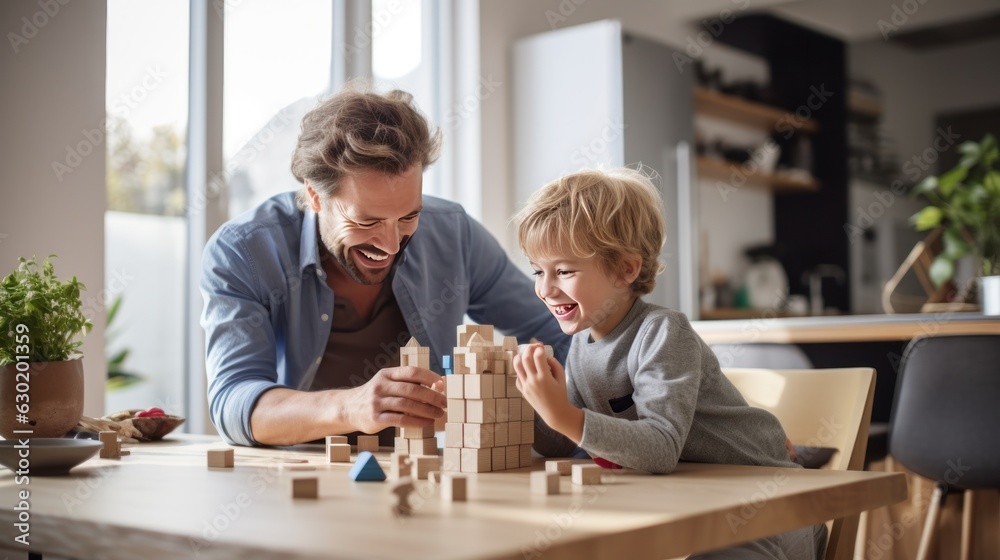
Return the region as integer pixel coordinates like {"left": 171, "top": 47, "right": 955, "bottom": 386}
{"left": 0, "top": 437, "right": 906, "bottom": 560}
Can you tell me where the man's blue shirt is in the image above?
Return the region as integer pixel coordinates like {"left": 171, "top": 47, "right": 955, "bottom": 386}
{"left": 200, "top": 192, "right": 569, "bottom": 446}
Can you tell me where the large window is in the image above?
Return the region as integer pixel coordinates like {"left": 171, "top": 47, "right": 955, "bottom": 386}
{"left": 105, "top": 0, "right": 190, "bottom": 415}
{"left": 224, "top": 0, "right": 333, "bottom": 217}
{"left": 104, "top": 0, "right": 466, "bottom": 429}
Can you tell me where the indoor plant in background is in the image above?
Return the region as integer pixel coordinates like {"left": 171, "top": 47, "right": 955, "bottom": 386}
{"left": 911, "top": 133, "right": 1000, "bottom": 314}
{"left": 0, "top": 255, "right": 92, "bottom": 438}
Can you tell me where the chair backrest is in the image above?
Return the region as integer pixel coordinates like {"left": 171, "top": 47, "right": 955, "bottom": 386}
{"left": 890, "top": 334, "right": 1000, "bottom": 490}
{"left": 723, "top": 367, "right": 876, "bottom": 560}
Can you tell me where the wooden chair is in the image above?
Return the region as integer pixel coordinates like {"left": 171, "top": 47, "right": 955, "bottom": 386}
{"left": 722, "top": 367, "right": 876, "bottom": 560}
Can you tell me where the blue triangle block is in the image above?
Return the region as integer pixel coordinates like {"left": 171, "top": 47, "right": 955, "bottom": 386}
{"left": 349, "top": 451, "right": 386, "bottom": 482}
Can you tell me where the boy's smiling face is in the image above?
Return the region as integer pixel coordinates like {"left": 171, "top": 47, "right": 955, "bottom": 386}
{"left": 529, "top": 248, "right": 641, "bottom": 341}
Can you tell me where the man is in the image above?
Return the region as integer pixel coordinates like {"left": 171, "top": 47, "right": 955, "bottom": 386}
{"left": 201, "top": 88, "right": 568, "bottom": 446}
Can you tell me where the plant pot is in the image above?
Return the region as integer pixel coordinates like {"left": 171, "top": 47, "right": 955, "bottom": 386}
{"left": 0, "top": 359, "right": 84, "bottom": 439}
{"left": 981, "top": 275, "right": 1000, "bottom": 316}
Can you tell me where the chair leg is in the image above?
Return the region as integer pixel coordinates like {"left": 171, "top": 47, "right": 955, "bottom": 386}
{"left": 960, "top": 489, "right": 974, "bottom": 560}
{"left": 916, "top": 482, "right": 947, "bottom": 560}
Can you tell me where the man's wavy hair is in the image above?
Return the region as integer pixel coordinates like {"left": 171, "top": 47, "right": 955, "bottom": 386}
{"left": 292, "top": 86, "right": 442, "bottom": 209}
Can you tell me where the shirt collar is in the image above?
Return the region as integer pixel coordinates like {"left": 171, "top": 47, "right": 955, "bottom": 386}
{"left": 299, "top": 209, "right": 321, "bottom": 273}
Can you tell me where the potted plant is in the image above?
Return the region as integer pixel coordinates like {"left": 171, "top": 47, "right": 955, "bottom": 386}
{"left": 0, "top": 255, "right": 92, "bottom": 438}
{"left": 911, "top": 133, "right": 1000, "bottom": 314}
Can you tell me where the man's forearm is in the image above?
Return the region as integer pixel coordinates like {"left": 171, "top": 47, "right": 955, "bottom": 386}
{"left": 249, "top": 387, "right": 355, "bottom": 446}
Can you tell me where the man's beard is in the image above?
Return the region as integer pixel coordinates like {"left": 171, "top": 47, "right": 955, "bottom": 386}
{"left": 319, "top": 229, "right": 407, "bottom": 286}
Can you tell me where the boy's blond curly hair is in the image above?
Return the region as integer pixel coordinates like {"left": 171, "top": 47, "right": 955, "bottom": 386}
{"left": 514, "top": 167, "right": 666, "bottom": 295}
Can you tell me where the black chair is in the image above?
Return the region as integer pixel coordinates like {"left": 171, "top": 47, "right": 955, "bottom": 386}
{"left": 889, "top": 334, "right": 1000, "bottom": 560}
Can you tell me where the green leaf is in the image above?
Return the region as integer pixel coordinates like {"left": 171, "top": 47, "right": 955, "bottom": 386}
{"left": 938, "top": 166, "right": 968, "bottom": 198}
{"left": 929, "top": 255, "right": 955, "bottom": 288}
{"left": 942, "top": 229, "right": 971, "bottom": 259}
{"left": 911, "top": 206, "right": 943, "bottom": 231}
{"left": 913, "top": 175, "right": 938, "bottom": 196}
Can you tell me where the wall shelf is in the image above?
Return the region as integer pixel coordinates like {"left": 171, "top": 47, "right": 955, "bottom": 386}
{"left": 695, "top": 87, "right": 819, "bottom": 134}
{"left": 696, "top": 156, "right": 819, "bottom": 193}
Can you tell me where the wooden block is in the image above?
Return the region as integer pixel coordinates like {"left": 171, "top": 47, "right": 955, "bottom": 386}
{"left": 509, "top": 397, "right": 522, "bottom": 421}
{"left": 503, "top": 336, "right": 518, "bottom": 353}
{"left": 442, "top": 473, "right": 467, "bottom": 501}
{"left": 443, "top": 447, "right": 462, "bottom": 472}
{"left": 521, "top": 421, "right": 534, "bottom": 444}
{"left": 492, "top": 446, "right": 507, "bottom": 471}
{"left": 520, "top": 444, "right": 532, "bottom": 467}
{"left": 447, "top": 399, "right": 466, "bottom": 423}
{"left": 401, "top": 336, "right": 430, "bottom": 354}
{"left": 494, "top": 422, "right": 509, "bottom": 447}
{"left": 546, "top": 460, "right": 573, "bottom": 475}
{"left": 326, "top": 435, "right": 348, "bottom": 446}
{"left": 394, "top": 436, "right": 409, "bottom": 454}
{"left": 119, "top": 449, "right": 131, "bottom": 456}
{"left": 403, "top": 353, "right": 431, "bottom": 369}
{"left": 445, "top": 422, "right": 464, "bottom": 448}
{"left": 465, "top": 374, "right": 494, "bottom": 399}
{"left": 521, "top": 399, "right": 534, "bottom": 422}
{"left": 495, "top": 398, "right": 510, "bottom": 422}
{"left": 492, "top": 373, "right": 507, "bottom": 398}
{"left": 446, "top": 374, "right": 465, "bottom": 397}
{"left": 465, "top": 398, "right": 496, "bottom": 423}
{"left": 411, "top": 456, "right": 441, "bottom": 480}
{"left": 409, "top": 437, "right": 438, "bottom": 456}
{"left": 532, "top": 471, "right": 561, "bottom": 495}
{"left": 465, "top": 332, "right": 488, "bottom": 347}
{"left": 356, "top": 435, "right": 379, "bottom": 454}
{"left": 493, "top": 360, "right": 507, "bottom": 375}
{"left": 400, "top": 425, "right": 435, "bottom": 439}
{"left": 453, "top": 362, "right": 471, "bottom": 375}
{"left": 506, "top": 445, "right": 520, "bottom": 469}
{"left": 99, "top": 431, "right": 120, "bottom": 459}
{"left": 327, "top": 443, "right": 351, "bottom": 463}
{"left": 461, "top": 448, "right": 491, "bottom": 473}
{"left": 507, "top": 375, "right": 522, "bottom": 397}
{"left": 572, "top": 464, "right": 602, "bottom": 485}
{"left": 389, "top": 453, "right": 412, "bottom": 479}
{"left": 207, "top": 448, "right": 234, "bottom": 468}
{"left": 292, "top": 477, "right": 318, "bottom": 499}
{"left": 508, "top": 421, "right": 522, "bottom": 445}
{"left": 428, "top": 471, "right": 442, "bottom": 485}
{"left": 463, "top": 423, "right": 495, "bottom": 449}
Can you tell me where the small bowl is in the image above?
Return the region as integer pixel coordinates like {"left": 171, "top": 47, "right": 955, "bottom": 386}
{"left": 129, "top": 415, "right": 185, "bottom": 441}
{"left": 0, "top": 438, "right": 103, "bottom": 476}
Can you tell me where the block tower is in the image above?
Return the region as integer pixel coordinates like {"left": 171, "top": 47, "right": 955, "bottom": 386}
{"left": 395, "top": 337, "right": 439, "bottom": 457}
{"left": 443, "top": 325, "right": 540, "bottom": 473}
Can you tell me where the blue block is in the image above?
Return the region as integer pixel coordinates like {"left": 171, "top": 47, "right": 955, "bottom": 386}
{"left": 349, "top": 451, "right": 386, "bottom": 482}
{"left": 442, "top": 355, "right": 452, "bottom": 369}
{"left": 444, "top": 369, "right": 452, "bottom": 376}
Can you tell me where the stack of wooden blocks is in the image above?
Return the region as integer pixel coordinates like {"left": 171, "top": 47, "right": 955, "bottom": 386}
{"left": 443, "top": 325, "right": 541, "bottom": 473}
{"left": 394, "top": 337, "right": 440, "bottom": 458}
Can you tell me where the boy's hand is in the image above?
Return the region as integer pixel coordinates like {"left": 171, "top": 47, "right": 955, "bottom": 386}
{"left": 513, "top": 343, "right": 583, "bottom": 443}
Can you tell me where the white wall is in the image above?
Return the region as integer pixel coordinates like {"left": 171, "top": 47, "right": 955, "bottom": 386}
{"left": 0, "top": 1, "right": 107, "bottom": 417}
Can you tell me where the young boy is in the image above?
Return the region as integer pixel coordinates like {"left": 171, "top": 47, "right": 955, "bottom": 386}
{"left": 512, "top": 167, "right": 827, "bottom": 559}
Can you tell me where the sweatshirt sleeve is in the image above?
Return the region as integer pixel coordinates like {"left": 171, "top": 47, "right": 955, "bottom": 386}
{"left": 576, "top": 316, "right": 704, "bottom": 473}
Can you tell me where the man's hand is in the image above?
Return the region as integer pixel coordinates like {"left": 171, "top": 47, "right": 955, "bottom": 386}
{"left": 342, "top": 366, "right": 447, "bottom": 434}
{"left": 513, "top": 343, "right": 583, "bottom": 443}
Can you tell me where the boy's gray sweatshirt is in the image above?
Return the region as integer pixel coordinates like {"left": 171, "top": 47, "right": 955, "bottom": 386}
{"left": 533, "top": 299, "right": 796, "bottom": 474}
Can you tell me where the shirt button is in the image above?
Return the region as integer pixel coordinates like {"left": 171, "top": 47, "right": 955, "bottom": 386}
{"left": 321, "top": 313, "right": 329, "bottom": 322}
{"left": 317, "top": 269, "right": 324, "bottom": 277}
{"left": 315, "top": 356, "right": 322, "bottom": 365}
